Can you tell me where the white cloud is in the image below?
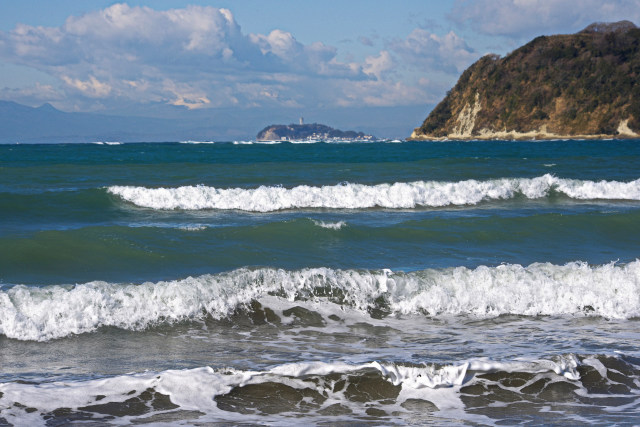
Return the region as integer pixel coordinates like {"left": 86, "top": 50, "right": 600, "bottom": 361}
{"left": 0, "top": 82, "right": 64, "bottom": 106}
{"left": 0, "top": 3, "right": 461, "bottom": 112}
{"left": 333, "top": 77, "right": 446, "bottom": 108}
{"left": 61, "top": 75, "right": 112, "bottom": 98}
{"left": 0, "top": 3, "right": 377, "bottom": 110}
{"left": 250, "top": 29, "right": 302, "bottom": 59}
{"left": 363, "top": 50, "right": 394, "bottom": 79}
{"left": 451, "top": 0, "right": 640, "bottom": 38}
{"left": 390, "top": 29, "right": 477, "bottom": 73}
{"left": 62, "top": 4, "right": 241, "bottom": 55}
{"left": 162, "top": 79, "right": 212, "bottom": 110}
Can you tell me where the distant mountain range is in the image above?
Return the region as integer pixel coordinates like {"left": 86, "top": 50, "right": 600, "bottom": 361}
{"left": 0, "top": 100, "right": 421, "bottom": 143}
{"left": 0, "top": 100, "right": 208, "bottom": 143}
{"left": 410, "top": 21, "right": 640, "bottom": 140}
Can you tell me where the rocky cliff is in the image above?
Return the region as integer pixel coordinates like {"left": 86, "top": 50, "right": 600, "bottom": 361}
{"left": 410, "top": 21, "right": 640, "bottom": 140}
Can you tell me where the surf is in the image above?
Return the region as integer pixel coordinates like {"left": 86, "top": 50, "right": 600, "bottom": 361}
{"left": 107, "top": 174, "right": 640, "bottom": 212}
{"left": 2, "top": 260, "right": 639, "bottom": 341}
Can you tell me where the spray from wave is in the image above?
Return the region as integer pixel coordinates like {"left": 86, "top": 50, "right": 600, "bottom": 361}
{"left": 107, "top": 174, "right": 640, "bottom": 212}
{"left": 1, "top": 260, "right": 639, "bottom": 341}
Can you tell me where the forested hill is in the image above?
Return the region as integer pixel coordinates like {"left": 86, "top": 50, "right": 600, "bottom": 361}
{"left": 410, "top": 21, "right": 640, "bottom": 140}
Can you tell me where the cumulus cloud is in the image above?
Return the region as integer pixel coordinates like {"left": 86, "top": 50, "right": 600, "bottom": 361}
{"left": 363, "top": 50, "right": 394, "bottom": 79}
{"left": 389, "top": 29, "right": 477, "bottom": 74}
{"left": 451, "top": 0, "right": 640, "bottom": 38}
{"left": 61, "top": 75, "right": 112, "bottom": 98}
{"left": 0, "top": 3, "right": 467, "bottom": 112}
{"left": 0, "top": 3, "right": 374, "bottom": 110}
{"left": 334, "top": 77, "right": 445, "bottom": 108}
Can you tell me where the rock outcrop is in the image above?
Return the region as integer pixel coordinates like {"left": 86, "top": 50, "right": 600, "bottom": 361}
{"left": 410, "top": 21, "right": 640, "bottom": 140}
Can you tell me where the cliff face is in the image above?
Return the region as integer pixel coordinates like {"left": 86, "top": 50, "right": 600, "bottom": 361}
{"left": 410, "top": 21, "right": 640, "bottom": 140}
{"left": 257, "top": 123, "right": 374, "bottom": 141}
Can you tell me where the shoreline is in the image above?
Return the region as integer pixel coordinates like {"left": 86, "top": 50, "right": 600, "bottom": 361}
{"left": 407, "top": 127, "right": 640, "bottom": 141}
{"left": 407, "top": 134, "right": 640, "bottom": 141}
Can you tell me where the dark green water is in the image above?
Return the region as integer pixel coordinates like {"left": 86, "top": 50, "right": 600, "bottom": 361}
{"left": 2, "top": 140, "right": 640, "bottom": 285}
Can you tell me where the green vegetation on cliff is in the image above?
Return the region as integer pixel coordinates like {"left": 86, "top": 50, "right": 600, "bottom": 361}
{"left": 412, "top": 21, "right": 640, "bottom": 140}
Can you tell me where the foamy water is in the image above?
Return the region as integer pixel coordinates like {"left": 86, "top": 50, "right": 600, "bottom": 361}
{"left": 107, "top": 174, "right": 640, "bottom": 211}
{"left": 312, "top": 219, "right": 347, "bottom": 229}
{"left": 2, "top": 261, "right": 638, "bottom": 341}
{"left": 3, "top": 354, "right": 634, "bottom": 426}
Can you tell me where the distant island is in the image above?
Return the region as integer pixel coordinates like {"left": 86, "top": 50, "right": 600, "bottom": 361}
{"left": 257, "top": 121, "right": 375, "bottom": 141}
{"left": 409, "top": 21, "right": 640, "bottom": 140}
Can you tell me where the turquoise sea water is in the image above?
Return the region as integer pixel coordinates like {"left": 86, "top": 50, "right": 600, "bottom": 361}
{"left": 1, "top": 140, "right": 640, "bottom": 425}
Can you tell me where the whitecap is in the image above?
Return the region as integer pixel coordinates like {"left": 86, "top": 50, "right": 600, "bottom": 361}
{"left": 178, "top": 225, "right": 208, "bottom": 231}
{"left": 2, "top": 260, "right": 639, "bottom": 341}
{"left": 106, "top": 174, "right": 640, "bottom": 212}
{"left": 312, "top": 220, "right": 347, "bottom": 230}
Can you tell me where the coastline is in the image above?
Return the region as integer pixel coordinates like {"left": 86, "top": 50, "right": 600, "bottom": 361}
{"left": 407, "top": 121, "right": 640, "bottom": 141}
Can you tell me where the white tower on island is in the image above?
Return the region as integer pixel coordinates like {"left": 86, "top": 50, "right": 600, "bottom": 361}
{"left": 299, "top": 117, "right": 304, "bottom": 125}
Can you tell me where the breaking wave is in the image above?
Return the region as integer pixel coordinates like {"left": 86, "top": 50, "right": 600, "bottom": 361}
{"left": 2, "top": 260, "right": 639, "bottom": 341}
{"left": 2, "top": 354, "right": 638, "bottom": 425}
{"left": 107, "top": 174, "right": 640, "bottom": 211}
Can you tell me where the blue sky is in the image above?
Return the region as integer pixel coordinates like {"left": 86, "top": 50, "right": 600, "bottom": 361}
{"left": 1, "top": 1, "right": 638, "bottom": 137}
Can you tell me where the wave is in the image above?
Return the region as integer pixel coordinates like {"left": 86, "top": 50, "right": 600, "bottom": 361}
{"left": 179, "top": 140, "right": 216, "bottom": 144}
{"left": 1, "top": 354, "right": 636, "bottom": 425}
{"left": 289, "top": 139, "right": 318, "bottom": 144}
{"left": 106, "top": 174, "right": 640, "bottom": 212}
{"left": 177, "top": 225, "right": 208, "bottom": 231}
{"left": 312, "top": 219, "right": 347, "bottom": 230}
{"left": 2, "top": 260, "right": 639, "bottom": 341}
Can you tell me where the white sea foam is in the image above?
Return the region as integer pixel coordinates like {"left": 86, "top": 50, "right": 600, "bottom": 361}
{"left": 312, "top": 219, "right": 347, "bottom": 229}
{"left": 289, "top": 139, "right": 318, "bottom": 144}
{"left": 178, "top": 225, "right": 208, "bottom": 231}
{"left": 92, "top": 141, "right": 122, "bottom": 145}
{"left": 1, "top": 261, "right": 639, "bottom": 341}
{"left": 106, "top": 174, "right": 640, "bottom": 212}
{"left": 179, "top": 140, "right": 216, "bottom": 144}
{"left": 0, "top": 357, "right": 583, "bottom": 425}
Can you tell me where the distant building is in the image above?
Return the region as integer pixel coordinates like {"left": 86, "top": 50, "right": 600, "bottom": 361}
{"left": 299, "top": 117, "right": 304, "bottom": 125}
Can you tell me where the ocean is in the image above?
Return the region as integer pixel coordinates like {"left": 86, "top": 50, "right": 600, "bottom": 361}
{"left": 1, "top": 139, "right": 639, "bottom": 425}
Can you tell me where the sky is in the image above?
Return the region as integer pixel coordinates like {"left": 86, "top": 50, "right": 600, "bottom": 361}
{"left": 1, "top": 0, "right": 639, "bottom": 138}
